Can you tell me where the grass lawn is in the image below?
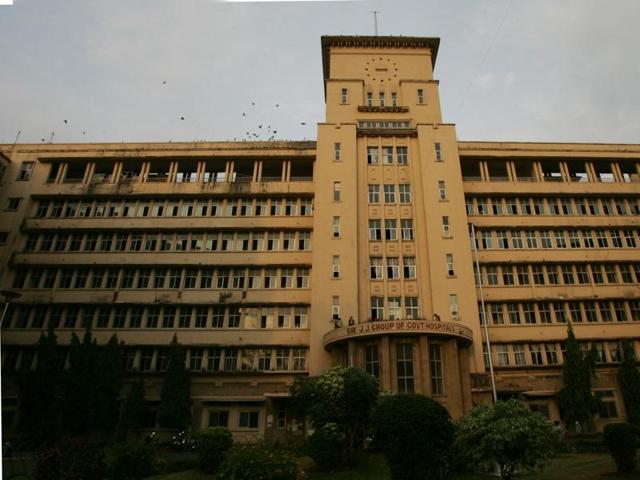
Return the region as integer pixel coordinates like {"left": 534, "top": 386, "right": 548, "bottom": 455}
{"left": 145, "top": 451, "right": 640, "bottom": 480}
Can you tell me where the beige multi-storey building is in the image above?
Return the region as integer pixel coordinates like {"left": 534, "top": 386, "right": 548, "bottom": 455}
{"left": 1, "top": 35, "right": 639, "bottom": 439}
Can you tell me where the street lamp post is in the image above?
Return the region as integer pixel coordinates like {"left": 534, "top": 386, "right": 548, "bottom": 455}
{"left": 469, "top": 224, "right": 498, "bottom": 403}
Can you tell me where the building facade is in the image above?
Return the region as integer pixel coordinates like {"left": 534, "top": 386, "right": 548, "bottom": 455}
{"left": 1, "top": 36, "right": 639, "bottom": 439}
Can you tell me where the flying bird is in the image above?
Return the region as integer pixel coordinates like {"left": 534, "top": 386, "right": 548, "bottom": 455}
{"left": 300, "top": 122, "right": 306, "bottom": 125}
{"left": 251, "top": 102, "right": 255, "bottom": 106}
{"left": 162, "top": 81, "right": 166, "bottom": 84}
{"left": 180, "top": 116, "right": 184, "bottom": 120}
{"left": 63, "top": 120, "right": 68, "bottom": 124}
{"left": 242, "top": 113, "right": 246, "bottom": 116}
{"left": 275, "top": 104, "right": 279, "bottom": 107}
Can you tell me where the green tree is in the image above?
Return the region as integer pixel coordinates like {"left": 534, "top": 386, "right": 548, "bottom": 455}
{"left": 291, "top": 366, "right": 378, "bottom": 463}
{"left": 18, "top": 324, "right": 60, "bottom": 446}
{"left": 373, "top": 394, "right": 454, "bottom": 480}
{"left": 119, "top": 378, "right": 150, "bottom": 438}
{"left": 93, "top": 334, "right": 123, "bottom": 434}
{"left": 555, "top": 324, "right": 599, "bottom": 432}
{"left": 61, "top": 328, "right": 98, "bottom": 436}
{"left": 454, "top": 399, "right": 557, "bottom": 480}
{"left": 619, "top": 339, "right": 640, "bottom": 428}
{"left": 158, "top": 335, "right": 191, "bottom": 429}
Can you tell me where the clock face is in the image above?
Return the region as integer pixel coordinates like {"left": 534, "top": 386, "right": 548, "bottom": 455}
{"left": 364, "top": 57, "right": 399, "bottom": 83}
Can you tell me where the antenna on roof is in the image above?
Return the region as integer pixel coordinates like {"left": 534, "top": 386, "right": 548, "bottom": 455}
{"left": 13, "top": 130, "right": 21, "bottom": 146}
{"left": 48, "top": 131, "right": 55, "bottom": 143}
{"left": 370, "top": 11, "right": 380, "bottom": 36}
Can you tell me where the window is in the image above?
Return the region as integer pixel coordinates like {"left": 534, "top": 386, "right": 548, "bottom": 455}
{"left": 368, "top": 184, "right": 380, "bottom": 203}
{"left": 553, "top": 302, "right": 566, "bottom": 323}
{"left": 417, "top": 88, "right": 424, "bottom": 104}
{"left": 405, "top": 297, "right": 418, "bottom": 319}
{"left": 396, "top": 146, "right": 408, "bottom": 165}
{"left": 334, "top": 142, "right": 341, "bottom": 161}
{"left": 529, "top": 345, "right": 543, "bottom": 366}
{"left": 17, "top": 162, "right": 34, "bottom": 181}
{"left": 387, "top": 297, "right": 401, "bottom": 320}
{"left": 366, "top": 92, "right": 373, "bottom": 106}
{"left": 532, "top": 265, "right": 545, "bottom": 285}
{"left": 496, "top": 345, "right": 510, "bottom": 366}
{"left": 539, "top": 303, "right": 552, "bottom": 323}
{"left": 429, "top": 344, "right": 444, "bottom": 394}
{"left": 239, "top": 411, "right": 260, "bottom": 429}
{"left": 333, "top": 182, "right": 341, "bottom": 202}
{"left": 385, "top": 219, "right": 397, "bottom": 241}
{"left": 384, "top": 184, "right": 396, "bottom": 203}
{"left": 332, "top": 216, "right": 340, "bottom": 238}
{"left": 332, "top": 256, "right": 340, "bottom": 279}
{"left": 554, "top": 231, "right": 567, "bottom": 248}
{"left": 379, "top": 92, "right": 385, "bottom": 107}
{"left": 340, "top": 88, "right": 348, "bottom": 104}
{"left": 497, "top": 231, "right": 508, "bottom": 249}
{"left": 294, "top": 307, "right": 308, "bottom": 328}
{"left": 369, "top": 257, "right": 383, "bottom": 279}
{"left": 371, "top": 297, "right": 384, "bottom": 321}
{"left": 561, "top": 265, "right": 575, "bottom": 284}
{"left": 523, "top": 303, "right": 536, "bottom": 324}
{"left": 446, "top": 254, "right": 455, "bottom": 276}
{"left": 486, "top": 266, "right": 498, "bottom": 285}
{"left": 399, "top": 184, "right": 411, "bottom": 204}
{"left": 6, "top": 198, "right": 22, "bottom": 211}
{"left": 449, "top": 294, "right": 459, "bottom": 320}
{"left": 209, "top": 410, "right": 229, "bottom": 428}
{"left": 513, "top": 345, "right": 526, "bottom": 366}
{"left": 403, "top": 257, "right": 416, "bottom": 279}
{"left": 391, "top": 92, "right": 397, "bottom": 107}
{"left": 596, "top": 230, "right": 609, "bottom": 248}
{"left": 382, "top": 146, "right": 393, "bottom": 164}
{"left": 387, "top": 258, "right": 400, "bottom": 280}
{"left": 400, "top": 219, "right": 413, "bottom": 241}
{"left": 329, "top": 296, "right": 340, "bottom": 323}
{"left": 596, "top": 391, "right": 619, "bottom": 419}
{"left": 434, "top": 143, "right": 442, "bottom": 161}
{"left": 222, "top": 348, "right": 238, "bottom": 371}
{"left": 367, "top": 146, "right": 379, "bottom": 164}
{"left": 540, "top": 231, "right": 552, "bottom": 248}
{"left": 516, "top": 265, "right": 529, "bottom": 285}
{"left": 396, "top": 344, "right": 415, "bottom": 393}
{"left": 502, "top": 266, "right": 514, "bottom": 286}
{"left": 508, "top": 303, "right": 520, "bottom": 324}
{"left": 438, "top": 181, "right": 446, "bottom": 200}
{"left": 365, "top": 345, "right": 380, "bottom": 378}
{"left": 442, "top": 216, "right": 451, "bottom": 237}
{"left": 492, "top": 199, "right": 503, "bottom": 215}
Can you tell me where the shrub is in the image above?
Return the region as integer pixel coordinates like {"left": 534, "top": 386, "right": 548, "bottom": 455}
{"left": 306, "top": 423, "right": 343, "bottom": 470}
{"left": 34, "top": 437, "right": 105, "bottom": 480}
{"left": 291, "top": 366, "right": 378, "bottom": 463}
{"left": 107, "top": 441, "right": 157, "bottom": 480}
{"left": 373, "top": 394, "right": 454, "bottom": 480}
{"left": 603, "top": 423, "right": 637, "bottom": 473}
{"left": 454, "top": 399, "right": 558, "bottom": 480}
{"left": 215, "top": 445, "right": 297, "bottom": 480}
{"left": 195, "top": 426, "right": 233, "bottom": 473}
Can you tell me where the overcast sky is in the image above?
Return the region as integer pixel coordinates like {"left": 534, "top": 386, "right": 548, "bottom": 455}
{"left": 1, "top": 0, "right": 639, "bottom": 145}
